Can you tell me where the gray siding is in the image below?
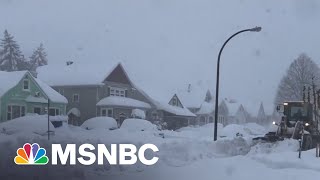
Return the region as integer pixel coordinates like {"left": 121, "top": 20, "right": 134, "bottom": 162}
{"left": 53, "top": 81, "right": 154, "bottom": 125}
{"left": 54, "top": 85, "right": 101, "bottom": 125}
{"left": 102, "top": 81, "right": 155, "bottom": 107}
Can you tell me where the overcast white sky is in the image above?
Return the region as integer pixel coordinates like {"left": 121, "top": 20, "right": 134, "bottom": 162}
{"left": 1, "top": 0, "right": 320, "bottom": 114}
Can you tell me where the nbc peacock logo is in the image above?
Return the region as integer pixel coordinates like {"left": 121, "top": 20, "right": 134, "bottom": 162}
{"left": 14, "top": 143, "right": 49, "bottom": 165}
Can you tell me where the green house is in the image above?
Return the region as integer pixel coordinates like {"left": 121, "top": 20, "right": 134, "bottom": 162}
{"left": 0, "top": 71, "right": 68, "bottom": 122}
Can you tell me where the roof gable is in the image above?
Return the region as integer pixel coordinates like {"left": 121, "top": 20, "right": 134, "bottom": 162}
{"left": 177, "top": 85, "right": 210, "bottom": 108}
{"left": 0, "top": 70, "right": 67, "bottom": 104}
{"left": 103, "top": 63, "right": 132, "bottom": 85}
{"left": 168, "top": 94, "right": 184, "bottom": 108}
{"left": 0, "top": 71, "right": 28, "bottom": 98}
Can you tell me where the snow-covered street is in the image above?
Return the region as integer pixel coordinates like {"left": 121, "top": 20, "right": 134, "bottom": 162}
{"left": 1, "top": 120, "right": 319, "bottom": 180}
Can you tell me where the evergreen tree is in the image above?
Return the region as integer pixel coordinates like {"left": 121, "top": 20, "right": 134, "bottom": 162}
{"left": 257, "top": 102, "right": 267, "bottom": 125}
{"left": 29, "top": 43, "right": 48, "bottom": 71}
{"left": 205, "top": 90, "right": 212, "bottom": 102}
{"left": 0, "top": 30, "right": 24, "bottom": 71}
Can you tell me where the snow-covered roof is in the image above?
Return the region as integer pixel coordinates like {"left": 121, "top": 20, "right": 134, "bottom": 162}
{"left": 25, "top": 95, "right": 48, "bottom": 103}
{"left": 96, "top": 96, "right": 151, "bottom": 109}
{"left": 196, "top": 102, "right": 214, "bottom": 115}
{"left": 37, "top": 62, "right": 131, "bottom": 87}
{"left": 34, "top": 78, "right": 68, "bottom": 104}
{"left": 37, "top": 62, "right": 157, "bottom": 106}
{"left": 0, "top": 71, "right": 67, "bottom": 104}
{"left": 177, "top": 86, "right": 208, "bottom": 109}
{"left": 67, "top": 108, "right": 81, "bottom": 117}
{"left": 154, "top": 100, "right": 196, "bottom": 117}
{"left": 37, "top": 63, "right": 108, "bottom": 86}
{"left": 0, "top": 71, "right": 27, "bottom": 97}
{"left": 225, "top": 99, "right": 241, "bottom": 116}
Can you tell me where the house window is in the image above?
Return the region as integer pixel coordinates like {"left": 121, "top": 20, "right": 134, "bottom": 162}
{"left": 23, "top": 79, "right": 29, "bottom": 90}
{"left": 34, "top": 107, "right": 41, "bottom": 115}
{"left": 73, "top": 94, "right": 79, "bottom": 102}
{"left": 7, "top": 106, "right": 11, "bottom": 120}
{"left": 101, "top": 108, "right": 113, "bottom": 117}
{"left": 49, "top": 108, "right": 60, "bottom": 116}
{"left": 7, "top": 105, "right": 25, "bottom": 120}
{"left": 172, "top": 97, "right": 178, "bottom": 106}
{"left": 110, "top": 87, "right": 126, "bottom": 97}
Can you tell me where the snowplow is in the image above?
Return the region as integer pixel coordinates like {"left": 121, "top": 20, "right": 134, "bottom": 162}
{"left": 253, "top": 101, "right": 320, "bottom": 150}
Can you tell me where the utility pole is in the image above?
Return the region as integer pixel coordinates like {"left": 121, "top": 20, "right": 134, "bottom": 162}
{"left": 312, "top": 77, "right": 318, "bottom": 130}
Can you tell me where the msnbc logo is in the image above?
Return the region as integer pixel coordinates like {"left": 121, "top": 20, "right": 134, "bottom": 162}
{"left": 14, "top": 143, "right": 49, "bottom": 165}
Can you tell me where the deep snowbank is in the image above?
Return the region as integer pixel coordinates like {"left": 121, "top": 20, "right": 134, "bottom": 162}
{"left": 0, "top": 121, "right": 316, "bottom": 180}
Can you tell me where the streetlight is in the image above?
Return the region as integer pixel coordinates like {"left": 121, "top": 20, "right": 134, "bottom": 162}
{"left": 214, "top": 26, "right": 262, "bottom": 141}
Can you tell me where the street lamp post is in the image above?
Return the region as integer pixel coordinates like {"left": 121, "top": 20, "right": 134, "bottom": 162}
{"left": 214, "top": 26, "right": 262, "bottom": 141}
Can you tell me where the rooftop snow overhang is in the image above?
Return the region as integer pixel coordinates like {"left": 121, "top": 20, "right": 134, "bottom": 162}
{"left": 96, "top": 96, "right": 151, "bottom": 109}
{"left": 25, "top": 95, "right": 48, "bottom": 104}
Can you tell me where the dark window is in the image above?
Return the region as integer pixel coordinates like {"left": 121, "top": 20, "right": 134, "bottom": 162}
{"left": 49, "top": 108, "right": 60, "bottom": 116}
{"left": 7, "top": 105, "right": 25, "bottom": 120}
{"left": 23, "top": 79, "right": 29, "bottom": 90}
{"left": 101, "top": 108, "right": 113, "bottom": 117}
{"left": 12, "top": 106, "right": 21, "bottom": 119}
{"left": 55, "top": 109, "right": 60, "bottom": 115}
{"left": 107, "top": 109, "right": 113, "bottom": 117}
{"left": 73, "top": 94, "right": 79, "bottom": 102}
{"left": 101, "top": 109, "right": 107, "bottom": 116}
{"left": 7, "top": 106, "right": 11, "bottom": 120}
{"left": 110, "top": 87, "right": 125, "bottom": 97}
{"left": 49, "top": 109, "right": 55, "bottom": 116}
{"left": 21, "top": 106, "right": 25, "bottom": 117}
{"left": 172, "top": 97, "right": 177, "bottom": 106}
{"left": 34, "top": 107, "right": 41, "bottom": 115}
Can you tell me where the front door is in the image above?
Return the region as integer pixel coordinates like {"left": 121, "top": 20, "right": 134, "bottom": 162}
{"left": 119, "top": 113, "right": 127, "bottom": 125}
{"left": 34, "top": 107, "right": 41, "bottom": 115}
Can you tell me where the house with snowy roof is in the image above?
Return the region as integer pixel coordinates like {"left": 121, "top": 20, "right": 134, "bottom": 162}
{"left": 0, "top": 71, "right": 68, "bottom": 125}
{"left": 37, "top": 62, "right": 195, "bottom": 128}
{"left": 177, "top": 84, "right": 228, "bottom": 126}
{"left": 151, "top": 94, "right": 196, "bottom": 130}
{"left": 225, "top": 99, "right": 250, "bottom": 124}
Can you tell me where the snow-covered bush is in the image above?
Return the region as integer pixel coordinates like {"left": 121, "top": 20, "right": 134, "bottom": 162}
{"left": 153, "top": 120, "right": 167, "bottom": 130}
{"left": 131, "top": 109, "right": 146, "bottom": 119}
{"left": 81, "top": 117, "right": 118, "bottom": 130}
